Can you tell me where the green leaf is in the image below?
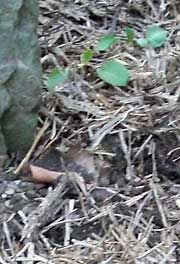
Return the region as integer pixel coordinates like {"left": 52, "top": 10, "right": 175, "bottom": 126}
{"left": 80, "top": 49, "right": 93, "bottom": 64}
{"left": 135, "top": 38, "right": 149, "bottom": 48}
{"left": 95, "top": 34, "right": 117, "bottom": 51}
{"left": 47, "top": 68, "right": 69, "bottom": 90}
{"left": 146, "top": 25, "right": 167, "bottom": 48}
{"left": 96, "top": 59, "right": 130, "bottom": 86}
{"left": 124, "top": 27, "right": 134, "bottom": 43}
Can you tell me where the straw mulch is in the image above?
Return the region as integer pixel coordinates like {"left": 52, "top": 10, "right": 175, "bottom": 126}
{"left": 1, "top": 1, "right": 180, "bottom": 263}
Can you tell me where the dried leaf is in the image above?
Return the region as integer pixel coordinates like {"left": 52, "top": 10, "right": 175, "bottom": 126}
{"left": 67, "top": 144, "right": 96, "bottom": 175}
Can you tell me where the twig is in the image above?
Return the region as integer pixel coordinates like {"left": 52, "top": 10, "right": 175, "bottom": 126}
{"left": 64, "top": 199, "right": 75, "bottom": 246}
{"left": 119, "top": 130, "right": 134, "bottom": 181}
{"left": 150, "top": 180, "right": 168, "bottom": 228}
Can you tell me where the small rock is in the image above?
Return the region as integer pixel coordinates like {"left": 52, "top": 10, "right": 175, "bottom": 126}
{"left": 5, "top": 187, "right": 15, "bottom": 196}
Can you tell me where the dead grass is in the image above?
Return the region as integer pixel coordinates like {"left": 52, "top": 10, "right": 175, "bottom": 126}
{"left": 1, "top": 0, "right": 180, "bottom": 263}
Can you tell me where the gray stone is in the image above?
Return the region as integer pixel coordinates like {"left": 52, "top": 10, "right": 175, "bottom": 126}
{"left": 0, "top": 0, "right": 42, "bottom": 154}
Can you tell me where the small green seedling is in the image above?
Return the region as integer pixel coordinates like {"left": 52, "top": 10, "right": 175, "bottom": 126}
{"left": 95, "top": 33, "right": 117, "bottom": 51}
{"left": 124, "top": 27, "right": 134, "bottom": 43}
{"left": 96, "top": 59, "right": 130, "bottom": 87}
{"left": 80, "top": 49, "right": 93, "bottom": 65}
{"left": 47, "top": 67, "right": 69, "bottom": 91}
{"left": 146, "top": 25, "right": 167, "bottom": 48}
{"left": 136, "top": 25, "right": 167, "bottom": 48}
{"left": 135, "top": 38, "right": 149, "bottom": 48}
